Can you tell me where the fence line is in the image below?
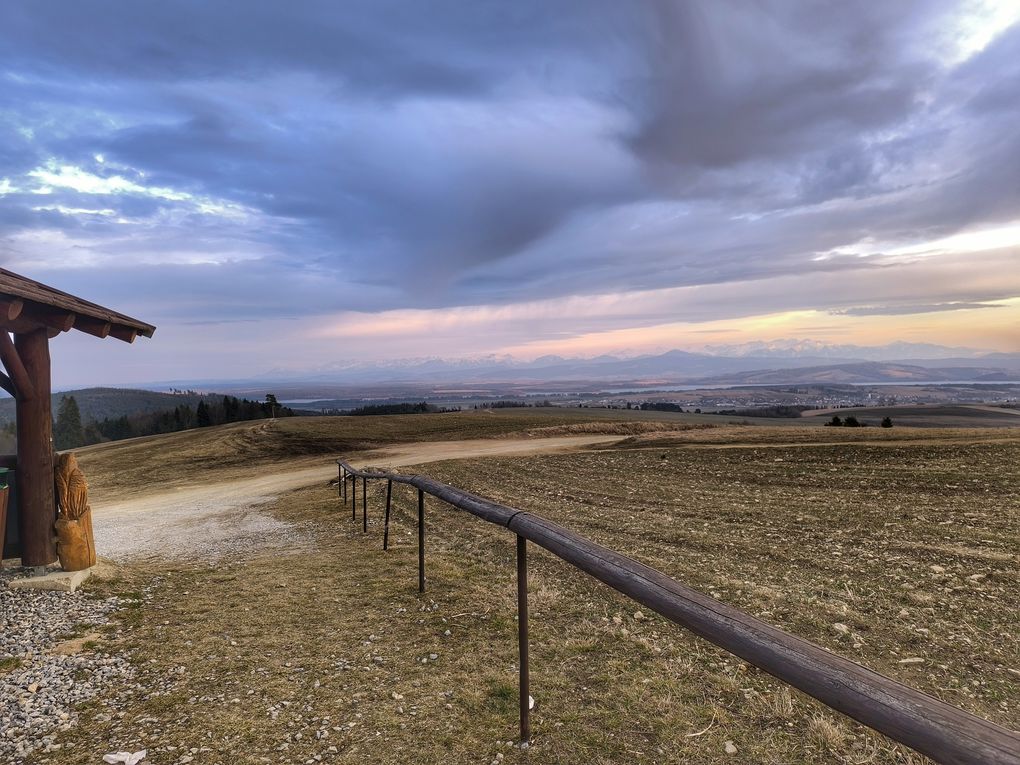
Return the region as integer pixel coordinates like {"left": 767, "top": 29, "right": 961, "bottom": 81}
{"left": 336, "top": 459, "right": 1020, "bottom": 765}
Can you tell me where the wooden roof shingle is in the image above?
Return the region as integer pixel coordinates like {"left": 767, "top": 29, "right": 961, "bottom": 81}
{"left": 0, "top": 268, "right": 155, "bottom": 343}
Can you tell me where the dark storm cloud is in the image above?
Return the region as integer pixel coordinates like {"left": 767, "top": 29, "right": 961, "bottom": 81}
{"left": 0, "top": 0, "right": 1018, "bottom": 331}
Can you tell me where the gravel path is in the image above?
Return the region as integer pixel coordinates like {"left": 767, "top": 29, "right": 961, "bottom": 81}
{"left": 90, "top": 435, "right": 620, "bottom": 563}
{"left": 0, "top": 566, "right": 137, "bottom": 763}
{"left": 91, "top": 467, "right": 323, "bottom": 563}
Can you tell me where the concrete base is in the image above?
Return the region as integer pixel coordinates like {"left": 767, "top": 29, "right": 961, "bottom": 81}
{"left": 7, "top": 567, "right": 92, "bottom": 592}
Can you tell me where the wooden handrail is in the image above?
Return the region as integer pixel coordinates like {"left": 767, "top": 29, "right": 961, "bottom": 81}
{"left": 336, "top": 459, "right": 1020, "bottom": 764}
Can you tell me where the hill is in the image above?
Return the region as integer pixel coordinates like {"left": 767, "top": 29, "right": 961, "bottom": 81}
{"left": 0, "top": 387, "right": 244, "bottom": 426}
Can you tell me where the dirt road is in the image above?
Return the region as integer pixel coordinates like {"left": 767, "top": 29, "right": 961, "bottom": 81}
{"left": 91, "top": 435, "right": 621, "bottom": 562}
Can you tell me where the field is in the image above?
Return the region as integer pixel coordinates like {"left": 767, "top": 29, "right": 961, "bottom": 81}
{"left": 22, "top": 412, "right": 1020, "bottom": 764}
{"left": 800, "top": 404, "right": 1020, "bottom": 428}
{"left": 74, "top": 408, "right": 816, "bottom": 500}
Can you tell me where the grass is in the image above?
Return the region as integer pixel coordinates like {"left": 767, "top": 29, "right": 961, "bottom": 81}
{"left": 74, "top": 408, "right": 731, "bottom": 500}
{"left": 43, "top": 419, "right": 1020, "bottom": 764}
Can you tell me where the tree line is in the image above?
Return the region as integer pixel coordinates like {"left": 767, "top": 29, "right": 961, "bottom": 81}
{"left": 825, "top": 414, "right": 893, "bottom": 428}
{"left": 346, "top": 401, "right": 459, "bottom": 416}
{"left": 51, "top": 393, "right": 294, "bottom": 450}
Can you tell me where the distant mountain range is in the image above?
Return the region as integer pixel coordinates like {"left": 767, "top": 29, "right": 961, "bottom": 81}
{"left": 251, "top": 341, "right": 1020, "bottom": 386}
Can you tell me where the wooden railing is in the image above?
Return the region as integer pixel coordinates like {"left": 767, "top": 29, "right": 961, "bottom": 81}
{"left": 336, "top": 459, "right": 1020, "bottom": 764}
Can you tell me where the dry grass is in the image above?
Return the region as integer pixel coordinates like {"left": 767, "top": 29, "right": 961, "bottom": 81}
{"left": 74, "top": 408, "right": 734, "bottom": 500}
{"left": 806, "top": 714, "right": 848, "bottom": 752}
{"left": 45, "top": 421, "right": 1020, "bottom": 764}
{"left": 515, "top": 421, "right": 717, "bottom": 437}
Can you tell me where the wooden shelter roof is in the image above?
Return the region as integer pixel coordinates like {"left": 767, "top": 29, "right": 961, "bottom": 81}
{"left": 0, "top": 268, "right": 155, "bottom": 343}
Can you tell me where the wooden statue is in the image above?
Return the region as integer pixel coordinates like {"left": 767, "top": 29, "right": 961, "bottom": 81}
{"left": 54, "top": 453, "right": 96, "bottom": 571}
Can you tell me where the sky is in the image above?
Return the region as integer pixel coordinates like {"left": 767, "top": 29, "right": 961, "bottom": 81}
{"left": 1, "top": 1, "right": 1020, "bottom": 386}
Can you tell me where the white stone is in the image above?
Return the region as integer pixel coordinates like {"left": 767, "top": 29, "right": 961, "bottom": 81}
{"left": 8, "top": 568, "right": 92, "bottom": 592}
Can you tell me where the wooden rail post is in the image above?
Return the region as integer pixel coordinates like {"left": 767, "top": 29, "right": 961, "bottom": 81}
{"left": 418, "top": 488, "right": 425, "bottom": 593}
{"left": 351, "top": 474, "right": 357, "bottom": 521}
{"left": 338, "top": 465, "right": 343, "bottom": 499}
{"left": 383, "top": 479, "right": 392, "bottom": 550}
{"left": 362, "top": 476, "right": 367, "bottom": 532}
{"left": 517, "top": 534, "right": 530, "bottom": 745}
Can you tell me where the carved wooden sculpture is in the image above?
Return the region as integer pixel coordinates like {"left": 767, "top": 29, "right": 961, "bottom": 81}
{"left": 54, "top": 453, "right": 96, "bottom": 571}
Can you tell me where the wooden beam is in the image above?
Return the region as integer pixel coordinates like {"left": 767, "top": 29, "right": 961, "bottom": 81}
{"left": 0, "top": 331, "right": 34, "bottom": 400}
{"left": 0, "top": 370, "right": 16, "bottom": 398}
{"left": 0, "top": 316, "right": 46, "bottom": 335}
{"left": 109, "top": 325, "right": 138, "bottom": 343}
{"left": 72, "top": 314, "right": 112, "bottom": 339}
{"left": 14, "top": 328, "right": 57, "bottom": 567}
{"left": 19, "top": 303, "right": 75, "bottom": 333}
{"left": 0, "top": 298, "right": 24, "bottom": 321}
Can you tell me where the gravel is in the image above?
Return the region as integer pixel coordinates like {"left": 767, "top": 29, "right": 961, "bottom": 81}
{"left": 0, "top": 566, "right": 136, "bottom": 764}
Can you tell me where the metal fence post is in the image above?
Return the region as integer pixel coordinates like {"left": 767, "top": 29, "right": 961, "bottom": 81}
{"left": 383, "top": 479, "right": 392, "bottom": 550}
{"left": 418, "top": 488, "right": 425, "bottom": 593}
{"left": 351, "top": 473, "right": 357, "bottom": 522}
{"left": 362, "top": 476, "right": 368, "bottom": 532}
{"left": 517, "top": 534, "right": 530, "bottom": 745}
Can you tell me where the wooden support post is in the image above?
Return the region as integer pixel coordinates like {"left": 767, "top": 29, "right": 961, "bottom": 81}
{"left": 343, "top": 469, "right": 347, "bottom": 503}
{"left": 517, "top": 534, "right": 530, "bottom": 745}
{"left": 14, "top": 329, "right": 56, "bottom": 567}
{"left": 338, "top": 465, "right": 343, "bottom": 499}
{"left": 0, "top": 332, "right": 34, "bottom": 400}
{"left": 351, "top": 474, "right": 357, "bottom": 521}
{"left": 418, "top": 489, "right": 425, "bottom": 593}
{"left": 383, "top": 479, "right": 392, "bottom": 550}
{"left": 362, "top": 476, "right": 367, "bottom": 533}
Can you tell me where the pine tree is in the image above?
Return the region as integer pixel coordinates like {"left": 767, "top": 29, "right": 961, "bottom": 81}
{"left": 196, "top": 400, "right": 212, "bottom": 427}
{"left": 54, "top": 395, "right": 85, "bottom": 450}
{"left": 223, "top": 396, "right": 239, "bottom": 423}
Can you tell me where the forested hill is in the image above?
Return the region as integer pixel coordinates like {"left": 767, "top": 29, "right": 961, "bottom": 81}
{"left": 0, "top": 387, "right": 248, "bottom": 425}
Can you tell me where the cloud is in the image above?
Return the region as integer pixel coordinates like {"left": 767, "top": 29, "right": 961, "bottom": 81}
{"left": 0, "top": 2, "right": 1019, "bottom": 383}
{"left": 833, "top": 302, "right": 1004, "bottom": 317}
